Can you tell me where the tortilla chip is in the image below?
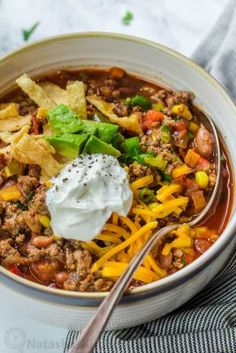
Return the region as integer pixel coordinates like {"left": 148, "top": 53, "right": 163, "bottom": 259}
{"left": 0, "top": 103, "right": 19, "bottom": 120}
{"left": 87, "top": 95, "right": 142, "bottom": 134}
{"left": 39, "top": 82, "right": 68, "bottom": 105}
{"left": 16, "top": 74, "right": 55, "bottom": 109}
{"left": 12, "top": 125, "right": 31, "bottom": 144}
{"left": 11, "top": 132, "right": 63, "bottom": 179}
{"left": 67, "top": 81, "right": 87, "bottom": 119}
{"left": 0, "top": 114, "right": 31, "bottom": 132}
{"left": 36, "top": 137, "right": 56, "bottom": 154}
{"left": 0, "top": 132, "right": 12, "bottom": 144}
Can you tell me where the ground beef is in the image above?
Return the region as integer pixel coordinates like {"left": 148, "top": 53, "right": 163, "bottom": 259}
{"left": 98, "top": 86, "right": 112, "bottom": 98}
{"left": 28, "top": 165, "right": 41, "bottom": 179}
{"left": 1, "top": 202, "right": 29, "bottom": 237}
{"left": 94, "top": 278, "right": 113, "bottom": 291}
{"left": 23, "top": 211, "right": 42, "bottom": 234}
{"left": 63, "top": 276, "right": 78, "bottom": 291}
{"left": 0, "top": 154, "right": 7, "bottom": 171}
{"left": 27, "top": 244, "right": 46, "bottom": 263}
{"left": 0, "top": 171, "right": 7, "bottom": 187}
{"left": 150, "top": 89, "right": 194, "bottom": 114}
{"left": 65, "top": 248, "right": 93, "bottom": 278}
{"left": 73, "top": 249, "right": 92, "bottom": 278}
{"left": 27, "top": 242, "right": 64, "bottom": 264}
{"left": 79, "top": 273, "right": 95, "bottom": 292}
{"left": 0, "top": 239, "right": 27, "bottom": 266}
{"left": 165, "top": 91, "right": 195, "bottom": 108}
{"left": 140, "top": 128, "right": 177, "bottom": 163}
{"left": 63, "top": 273, "right": 113, "bottom": 292}
{"left": 45, "top": 243, "right": 64, "bottom": 262}
{"left": 29, "top": 185, "right": 48, "bottom": 215}
{"left": 128, "top": 162, "right": 152, "bottom": 182}
{"left": 17, "top": 176, "right": 39, "bottom": 199}
{"left": 113, "top": 101, "right": 129, "bottom": 117}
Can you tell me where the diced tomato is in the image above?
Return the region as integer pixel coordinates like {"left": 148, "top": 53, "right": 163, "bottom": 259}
{"left": 180, "top": 129, "right": 188, "bottom": 139}
{"left": 195, "top": 157, "right": 210, "bottom": 171}
{"left": 182, "top": 176, "right": 193, "bottom": 187}
{"left": 175, "top": 119, "right": 188, "bottom": 131}
{"left": 9, "top": 264, "right": 23, "bottom": 276}
{"left": 178, "top": 148, "right": 186, "bottom": 160}
{"left": 144, "top": 110, "right": 164, "bottom": 129}
{"left": 185, "top": 249, "right": 196, "bottom": 264}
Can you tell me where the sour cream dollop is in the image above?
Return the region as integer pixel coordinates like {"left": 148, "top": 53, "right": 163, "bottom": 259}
{"left": 46, "top": 154, "right": 133, "bottom": 241}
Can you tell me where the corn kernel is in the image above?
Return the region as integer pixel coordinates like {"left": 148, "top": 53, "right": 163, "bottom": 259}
{"left": 45, "top": 181, "right": 53, "bottom": 188}
{"left": 0, "top": 185, "right": 21, "bottom": 201}
{"left": 195, "top": 171, "right": 209, "bottom": 189}
{"left": 39, "top": 215, "right": 51, "bottom": 228}
{"left": 172, "top": 104, "right": 192, "bottom": 120}
{"left": 189, "top": 121, "right": 199, "bottom": 133}
{"left": 37, "top": 107, "right": 48, "bottom": 120}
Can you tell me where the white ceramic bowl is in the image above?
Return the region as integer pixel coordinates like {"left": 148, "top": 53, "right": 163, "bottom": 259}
{"left": 0, "top": 33, "right": 236, "bottom": 330}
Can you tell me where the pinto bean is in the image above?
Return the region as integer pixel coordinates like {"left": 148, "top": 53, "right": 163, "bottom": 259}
{"left": 55, "top": 271, "right": 69, "bottom": 285}
{"left": 32, "top": 236, "right": 54, "bottom": 248}
{"left": 195, "top": 126, "right": 214, "bottom": 158}
{"left": 30, "top": 260, "right": 62, "bottom": 283}
{"left": 158, "top": 252, "right": 173, "bottom": 269}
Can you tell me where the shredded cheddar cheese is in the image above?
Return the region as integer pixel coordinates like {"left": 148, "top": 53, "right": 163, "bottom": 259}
{"left": 131, "top": 175, "right": 153, "bottom": 198}
{"left": 91, "top": 221, "right": 157, "bottom": 273}
{"left": 101, "top": 261, "right": 159, "bottom": 284}
{"left": 172, "top": 165, "right": 191, "bottom": 179}
{"left": 156, "top": 184, "right": 182, "bottom": 203}
{"left": 82, "top": 176, "right": 192, "bottom": 286}
{"left": 162, "top": 224, "right": 192, "bottom": 255}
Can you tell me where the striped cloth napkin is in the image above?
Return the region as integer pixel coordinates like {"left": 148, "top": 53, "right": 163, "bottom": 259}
{"left": 64, "top": 1, "right": 236, "bottom": 352}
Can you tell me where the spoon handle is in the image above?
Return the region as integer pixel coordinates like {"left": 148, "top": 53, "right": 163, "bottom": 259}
{"left": 68, "top": 223, "right": 178, "bottom": 353}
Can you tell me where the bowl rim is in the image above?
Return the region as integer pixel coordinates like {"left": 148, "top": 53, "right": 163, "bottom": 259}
{"left": 0, "top": 31, "right": 236, "bottom": 302}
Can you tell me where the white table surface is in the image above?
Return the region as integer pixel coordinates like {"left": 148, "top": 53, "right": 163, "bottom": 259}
{"left": 0, "top": 0, "right": 228, "bottom": 352}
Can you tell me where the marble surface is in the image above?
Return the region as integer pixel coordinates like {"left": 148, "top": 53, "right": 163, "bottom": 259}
{"left": 0, "top": 0, "right": 229, "bottom": 352}
{"left": 0, "top": 0, "right": 228, "bottom": 57}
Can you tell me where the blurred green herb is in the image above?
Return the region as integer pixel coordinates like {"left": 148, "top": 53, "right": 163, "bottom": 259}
{"left": 14, "top": 200, "right": 28, "bottom": 211}
{"left": 122, "top": 11, "right": 133, "bottom": 25}
{"left": 22, "top": 22, "right": 40, "bottom": 42}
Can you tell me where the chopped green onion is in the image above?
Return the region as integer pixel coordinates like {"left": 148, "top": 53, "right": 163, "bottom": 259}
{"left": 27, "top": 191, "right": 35, "bottom": 201}
{"left": 138, "top": 188, "right": 155, "bottom": 203}
{"left": 123, "top": 137, "right": 154, "bottom": 165}
{"left": 160, "top": 171, "right": 172, "bottom": 182}
{"left": 111, "top": 132, "right": 125, "bottom": 150}
{"left": 14, "top": 200, "right": 28, "bottom": 211}
{"left": 188, "top": 131, "right": 194, "bottom": 140}
{"left": 144, "top": 155, "right": 167, "bottom": 171}
{"left": 125, "top": 95, "right": 152, "bottom": 110}
{"left": 160, "top": 125, "right": 171, "bottom": 143}
{"left": 153, "top": 102, "right": 164, "bottom": 112}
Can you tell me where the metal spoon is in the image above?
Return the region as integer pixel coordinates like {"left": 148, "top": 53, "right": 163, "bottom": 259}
{"left": 68, "top": 117, "right": 221, "bottom": 353}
